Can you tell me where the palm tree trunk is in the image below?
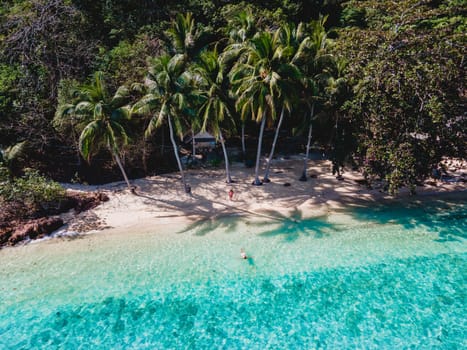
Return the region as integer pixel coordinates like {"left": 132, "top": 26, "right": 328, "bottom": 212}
{"left": 241, "top": 122, "right": 246, "bottom": 162}
{"left": 253, "top": 112, "right": 266, "bottom": 185}
{"left": 168, "top": 115, "right": 188, "bottom": 192}
{"left": 300, "top": 104, "right": 315, "bottom": 181}
{"left": 112, "top": 150, "right": 132, "bottom": 190}
{"left": 219, "top": 130, "right": 232, "bottom": 183}
{"left": 192, "top": 129, "right": 196, "bottom": 157}
{"left": 263, "top": 105, "right": 285, "bottom": 182}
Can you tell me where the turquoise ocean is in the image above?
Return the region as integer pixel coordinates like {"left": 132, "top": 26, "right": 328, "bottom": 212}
{"left": 0, "top": 195, "right": 466, "bottom": 349}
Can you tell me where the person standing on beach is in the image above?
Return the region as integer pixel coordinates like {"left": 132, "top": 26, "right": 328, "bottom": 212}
{"left": 229, "top": 189, "right": 234, "bottom": 200}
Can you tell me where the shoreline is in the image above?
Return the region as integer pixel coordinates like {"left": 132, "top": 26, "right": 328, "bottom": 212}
{"left": 56, "top": 158, "right": 466, "bottom": 238}
{"left": 1, "top": 158, "right": 464, "bottom": 249}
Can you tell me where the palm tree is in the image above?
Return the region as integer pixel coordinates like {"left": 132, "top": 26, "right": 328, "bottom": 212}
{"left": 54, "top": 83, "right": 85, "bottom": 168}
{"left": 298, "top": 78, "right": 319, "bottom": 181}
{"left": 231, "top": 31, "right": 286, "bottom": 185}
{"left": 54, "top": 102, "right": 82, "bottom": 168}
{"left": 323, "top": 57, "right": 349, "bottom": 107}
{"left": 132, "top": 54, "right": 194, "bottom": 192}
{"left": 223, "top": 9, "right": 258, "bottom": 162}
{"left": 322, "top": 56, "right": 351, "bottom": 178}
{"left": 297, "top": 100, "right": 320, "bottom": 181}
{"left": 262, "top": 23, "right": 309, "bottom": 182}
{"left": 61, "top": 72, "right": 133, "bottom": 190}
{"left": 165, "top": 12, "right": 208, "bottom": 61}
{"left": 194, "top": 49, "right": 236, "bottom": 183}
{"left": 165, "top": 12, "right": 211, "bottom": 162}
{"left": 296, "top": 16, "right": 333, "bottom": 181}
{"left": 226, "top": 8, "right": 256, "bottom": 45}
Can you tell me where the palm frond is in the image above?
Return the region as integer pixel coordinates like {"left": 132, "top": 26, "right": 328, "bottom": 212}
{"left": 93, "top": 102, "right": 104, "bottom": 119}
{"left": 109, "top": 121, "right": 129, "bottom": 148}
{"left": 169, "top": 54, "right": 187, "bottom": 75}
{"left": 2, "top": 141, "right": 27, "bottom": 163}
{"left": 79, "top": 120, "right": 103, "bottom": 161}
{"left": 155, "top": 102, "right": 169, "bottom": 129}
{"left": 172, "top": 114, "right": 185, "bottom": 140}
{"left": 74, "top": 101, "right": 94, "bottom": 116}
{"left": 111, "top": 106, "right": 131, "bottom": 122}
{"left": 54, "top": 103, "right": 75, "bottom": 119}
{"left": 131, "top": 82, "right": 147, "bottom": 94}
{"left": 131, "top": 94, "right": 159, "bottom": 116}
{"left": 111, "top": 86, "right": 130, "bottom": 107}
{"left": 201, "top": 99, "right": 213, "bottom": 131}
{"left": 53, "top": 103, "right": 76, "bottom": 129}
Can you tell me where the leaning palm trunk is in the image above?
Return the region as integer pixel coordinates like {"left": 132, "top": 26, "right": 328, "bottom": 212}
{"left": 253, "top": 112, "right": 267, "bottom": 185}
{"left": 300, "top": 104, "right": 315, "bottom": 181}
{"left": 300, "top": 123, "right": 313, "bottom": 181}
{"left": 219, "top": 130, "right": 232, "bottom": 183}
{"left": 168, "top": 115, "right": 188, "bottom": 191}
{"left": 263, "top": 106, "right": 286, "bottom": 182}
{"left": 112, "top": 150, "right": 132, "bottom": 190}
{"left": 192, "top": 129, "right": 196, "bottom": 157}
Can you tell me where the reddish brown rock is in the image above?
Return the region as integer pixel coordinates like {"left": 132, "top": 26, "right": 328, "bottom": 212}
{"left": 0, "top": 223, "right": 15, "bottom": 246}
{"left": 0, "top": 205, "right": 17, "bottom": 246}
{"left": 9, "top": 217, "right": 63, "bottom": 244}
{"left": 1, "top": 191, "right": 108, "bottom": 248}
{"left": 66, "top": 191, "right": 109, "bottom": 213}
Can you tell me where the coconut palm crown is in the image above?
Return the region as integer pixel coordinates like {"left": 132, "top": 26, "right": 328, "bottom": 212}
{"left": 57, "top": 71, "right": 133, "bottom": 190}
{"left": 193, "top": 48, "right": 236, "bottom": 183}
{"left": 132, "top": 54, "right": 196, "bottom": 192}
{"left": 231, "top": 30, "right": 301, "bottom": 185}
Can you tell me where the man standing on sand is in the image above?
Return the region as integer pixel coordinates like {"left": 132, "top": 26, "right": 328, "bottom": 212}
{"left": 228, "top": 189, "right": 234, "bottom": 200}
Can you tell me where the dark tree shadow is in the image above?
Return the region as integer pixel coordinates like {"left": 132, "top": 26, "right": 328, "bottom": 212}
{"left": 346, "top": 194, "right": 466, "bottom": 242}
{"left": 134, "top": 177, "right": 466, "bottom": 244}
{"left": 177, "top": 215, "right": 241, "bottom": 236}
{"left": 248, "top": 208, "right": 337, "bottom": 242}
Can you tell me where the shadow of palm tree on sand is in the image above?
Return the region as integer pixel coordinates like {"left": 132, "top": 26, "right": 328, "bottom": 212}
{"left": 247, "top": 208, "right": 337, "bottom": 242}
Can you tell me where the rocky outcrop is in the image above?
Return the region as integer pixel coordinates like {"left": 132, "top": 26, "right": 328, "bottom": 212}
{"left": 67, "top": 191, "right": 109, "bottom": 213}
{"left": 8, "top": 217, "right": 64, "bottom": 244}
{"left": 0, "top": 190, "right": 109, "bottom": 248}
{"left": 0, "top": 222, "right": 14, "bottom": 246}
{"left": 0, "top": 203, "right": 19, "bottom": 246}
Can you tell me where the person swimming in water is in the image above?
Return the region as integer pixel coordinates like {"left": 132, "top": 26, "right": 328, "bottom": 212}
{"left": 240, "top": 248, "right": 247, "bottom": 259}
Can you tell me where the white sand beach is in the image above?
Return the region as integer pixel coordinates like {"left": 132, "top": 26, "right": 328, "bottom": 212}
{"left": 60, "top": 157, "right": 466, "bottom": 236}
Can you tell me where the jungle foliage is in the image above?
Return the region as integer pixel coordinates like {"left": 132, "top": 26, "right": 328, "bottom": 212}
{"left": 0, "top": 0, "right": 465, "bottom": 194}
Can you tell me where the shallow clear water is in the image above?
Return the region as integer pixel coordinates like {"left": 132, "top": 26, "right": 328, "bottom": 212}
{"left": 0, "top": 196, "right": 466, "bottom": 349}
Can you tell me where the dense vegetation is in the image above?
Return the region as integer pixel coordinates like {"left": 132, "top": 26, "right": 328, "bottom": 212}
{"left": 1, "top": 0, "right": 465, "bottom": 196}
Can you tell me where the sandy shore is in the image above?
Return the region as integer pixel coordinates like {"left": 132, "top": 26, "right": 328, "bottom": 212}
{"left": 58, "top": 157, "right": 466, "bottom": 236}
